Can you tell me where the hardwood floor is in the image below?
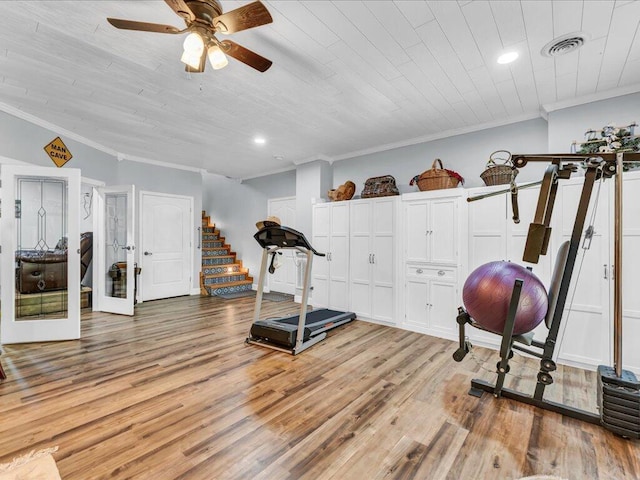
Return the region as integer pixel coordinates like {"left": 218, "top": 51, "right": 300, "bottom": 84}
{"left": 0, "top": 295, "right": 638, "bottom": 479}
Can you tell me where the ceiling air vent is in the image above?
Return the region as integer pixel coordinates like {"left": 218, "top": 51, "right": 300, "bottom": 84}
{"left": 541, "top": 32, "right": 588, "bottom": 57}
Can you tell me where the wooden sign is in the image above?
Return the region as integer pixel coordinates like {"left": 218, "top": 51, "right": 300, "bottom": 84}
{"left": 44, "top": 137, "right": 73, "bottom": 167}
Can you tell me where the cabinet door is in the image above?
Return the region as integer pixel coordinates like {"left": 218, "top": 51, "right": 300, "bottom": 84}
{"left": 310, "top": 235, "right": 330, "bottom": 309}
{"left": 371, "top": 199, "right": 395, "bottom": 322}
{"left": 554, "top": 179, "right": 610, "bottom": 368}
{"left": 311, "top": 205, "right": 330, "bottom": 308}
{"left": 405, "top": 278, "right": 429, "bottom": 330}
{"left": 350, "top": 202, "right": 372, "bottom": 317}
{"left": 429, "top": 279, "right": 458, "bottom": 337}
{"left": 329, "top": 203, "right": 350, "bottom": 311}
{"left": 468, "top": 192, "right": 507, "bottom": 270}
{"left": 372, "top": 235, "right": 394, "bottom": 322}
{"left": 622, "top": 172, "right": 640, "bottom": 373}
{"left": 430, "top": 197, "right": 458, "bottom": 264}
{"left": 406, "top": 202, "right": 428, "bottom": 262}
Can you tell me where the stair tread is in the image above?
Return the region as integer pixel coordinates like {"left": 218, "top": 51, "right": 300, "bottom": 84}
{"left": 208, "top": 279, "right": 253, "bottom": 288}
{"left": 203, "top": 270, "right": 249, "bottom": 278}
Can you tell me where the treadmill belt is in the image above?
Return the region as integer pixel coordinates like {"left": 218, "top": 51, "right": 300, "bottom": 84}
{"left": 249, "top": 309, "right": 356, "bottom": 349}
{"left": 275, "top": 309, "right": 349, "bottom": 327}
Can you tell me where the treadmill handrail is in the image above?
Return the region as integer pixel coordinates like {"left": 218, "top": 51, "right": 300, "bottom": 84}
{"left": 254, "top": 226, "right": 325, "bottom": 256}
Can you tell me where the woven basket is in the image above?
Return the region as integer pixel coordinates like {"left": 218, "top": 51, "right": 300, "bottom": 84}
{"left": 413, "top": 159, "right": 461, "bottom": 191}
{"left": 480, "top": 150, "right": 518, "bottom": 186}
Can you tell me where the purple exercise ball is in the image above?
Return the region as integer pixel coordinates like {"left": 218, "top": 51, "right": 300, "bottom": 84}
{"left": 462, "top": 261, "right": 548, "bottom": 336}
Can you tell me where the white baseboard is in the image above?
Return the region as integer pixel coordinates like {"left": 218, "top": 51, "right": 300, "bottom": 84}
{"left": 191, "top": 288, "right": 201, "bottom": 295}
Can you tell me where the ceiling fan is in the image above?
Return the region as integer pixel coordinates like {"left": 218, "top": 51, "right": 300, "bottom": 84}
{"left": 107, "top": 0, "right": 273, "bottom": 73}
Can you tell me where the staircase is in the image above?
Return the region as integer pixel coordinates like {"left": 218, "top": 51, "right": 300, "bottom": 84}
{"left": 200, "top": 211, "right": 253, "bottom": 297}
{"left": 200, "top": 210, "right": 253, "bottom": 295}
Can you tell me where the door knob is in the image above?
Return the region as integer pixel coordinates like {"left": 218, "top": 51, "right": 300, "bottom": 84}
{"left": 121, "top": 245, "right": 134, "bottom": 251}
{"left": 144, "top": 251, "right": 153, "bottom": 256}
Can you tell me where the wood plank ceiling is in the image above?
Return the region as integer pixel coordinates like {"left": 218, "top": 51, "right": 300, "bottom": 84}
{"left": 0, "top": 1, "right": 638, "bottom": 179}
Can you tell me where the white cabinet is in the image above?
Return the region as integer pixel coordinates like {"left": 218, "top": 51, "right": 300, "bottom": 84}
{"left": 349, "top": 197, "right": 397, "bottom": 324}
{"left": 404, "top": 266, "right": 458, "bottom": 336}
{"left": 401, "top": 190, "right": 465, "bottom": 339}
{"left": 405, "top": 194, "right": 459, "bottom": 265}
{"left": 311, "top": 202, "right": 349, "bottom": 311}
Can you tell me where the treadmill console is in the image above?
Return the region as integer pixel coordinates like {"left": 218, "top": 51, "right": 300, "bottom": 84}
{"left": 254, "top": 226, "right": 325, "bottom": 256}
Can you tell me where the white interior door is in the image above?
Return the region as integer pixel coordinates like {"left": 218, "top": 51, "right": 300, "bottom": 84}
{"left": 268, "top": 196, "right": 296, "bottom": 294}
{"left": 1, "top": 165, "right": 80, "bottom": 343}
{"left": 140, "top": 191, "right": 192, "bottom": 301}
{"left": 93, "top": 185, "right": 135, "bottom": 315}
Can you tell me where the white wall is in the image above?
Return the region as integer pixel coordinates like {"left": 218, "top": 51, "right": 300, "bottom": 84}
{"left": 547, "top": 92, "right": 640, "bottom": 152}
{"left": 332, "top": 117, "right": 549, "bottom": 194}
{"left": 203, "top": 170, "right": 296, "bottom": 280}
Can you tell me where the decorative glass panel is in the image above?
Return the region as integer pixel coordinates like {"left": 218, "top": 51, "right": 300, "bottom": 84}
{"left": 105, "top": 193, "right": 128, "bottom": 299}
{"left": 14, "top": 177, "right": 68, "bottom": 319}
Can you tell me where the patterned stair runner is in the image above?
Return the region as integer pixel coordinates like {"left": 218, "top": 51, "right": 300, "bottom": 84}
{"left": 200, "top": 211, "right": 253, "bottom": 296}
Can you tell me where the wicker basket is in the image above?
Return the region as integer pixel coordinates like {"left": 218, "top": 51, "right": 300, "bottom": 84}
{"left": 480, "top": 150, "right": 518, "bottom": 186}
{"left": 412, "top": 159, "right": 462, "bottom": 191}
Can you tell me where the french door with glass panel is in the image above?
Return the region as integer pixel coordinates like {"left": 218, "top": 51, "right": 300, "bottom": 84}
{"left": 1, "top": 165, "right": 81, "bottom": 343}
{"left": 93, "top": 185, "right": 136, "bottom": 316}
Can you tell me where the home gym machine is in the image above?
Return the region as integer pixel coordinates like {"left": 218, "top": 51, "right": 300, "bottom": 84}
{"left": 246, "top": 225, "right": 356, "bottom": 355}
{"left": 453, "top": 151, "right": 640, "bottom": 439}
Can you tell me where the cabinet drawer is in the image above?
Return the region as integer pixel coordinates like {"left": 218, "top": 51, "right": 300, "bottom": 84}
{"left": 406, "top": 265, "right": 456, "bottom": 281}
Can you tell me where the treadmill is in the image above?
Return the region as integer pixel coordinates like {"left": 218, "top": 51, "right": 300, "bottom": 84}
{"left": 246, "top": 225, "right": 356, "bottom": 355}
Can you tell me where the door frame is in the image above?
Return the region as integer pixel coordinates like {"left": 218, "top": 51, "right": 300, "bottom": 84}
{"left": 1, "top": 164, "right": 81, "bottom": 343}
{"left": 138, "top": 190, "right": 194, "bottom": 302}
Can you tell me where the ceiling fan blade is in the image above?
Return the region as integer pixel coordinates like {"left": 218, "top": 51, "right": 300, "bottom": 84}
{"left": 213, "top": 1, "right": 273, "bottom": 34}
{"left": 164, "top": 0, "right": 196, "bottom": 22}
{"left": 185, "top": 48, "right": 207, "bottom": 74}
{"left": 220, "top": 40, "right": 272, "bottom": 72}
{"left": 107, "top": 18, "right": 182, "bottom": 34}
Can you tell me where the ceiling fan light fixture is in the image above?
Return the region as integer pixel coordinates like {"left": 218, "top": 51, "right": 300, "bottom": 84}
{"left": 183, "top": 32, "right": 204, "bottom": 54}
{"left": 181, "top": 49, "right": 202, "bottom": 70}
{"left": 207, "top": 45, "right": 228, "bottom": 70}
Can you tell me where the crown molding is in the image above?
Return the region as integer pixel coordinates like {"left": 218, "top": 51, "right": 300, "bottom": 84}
{"left": 541, "top": 83, "right": 640, "bottom": 113}
{"left": 330, "top": 112, "right": 543, "bottom": 163}
{"left": 239, "top": 164, "right": 297, "bottom": 182}
{"left": 118, "top": 153, "right": 204, "bottom": 174}
{"left": 293, "top": 154, "right": 333, "bottom": 166}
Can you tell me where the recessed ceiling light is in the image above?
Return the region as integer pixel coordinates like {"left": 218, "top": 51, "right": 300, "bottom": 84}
{"left": 254, "top": 137, "right": 266, "bottom": 145}
{"left": 497, "top": 51, "right": 518, "bottom": 65}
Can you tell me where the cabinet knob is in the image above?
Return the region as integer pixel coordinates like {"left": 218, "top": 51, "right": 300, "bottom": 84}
{"left": 416, "top": 268, "right": 423, "bottom": 274}
{"left": 438, "top": 270, "right": 445, "bottom": 276}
